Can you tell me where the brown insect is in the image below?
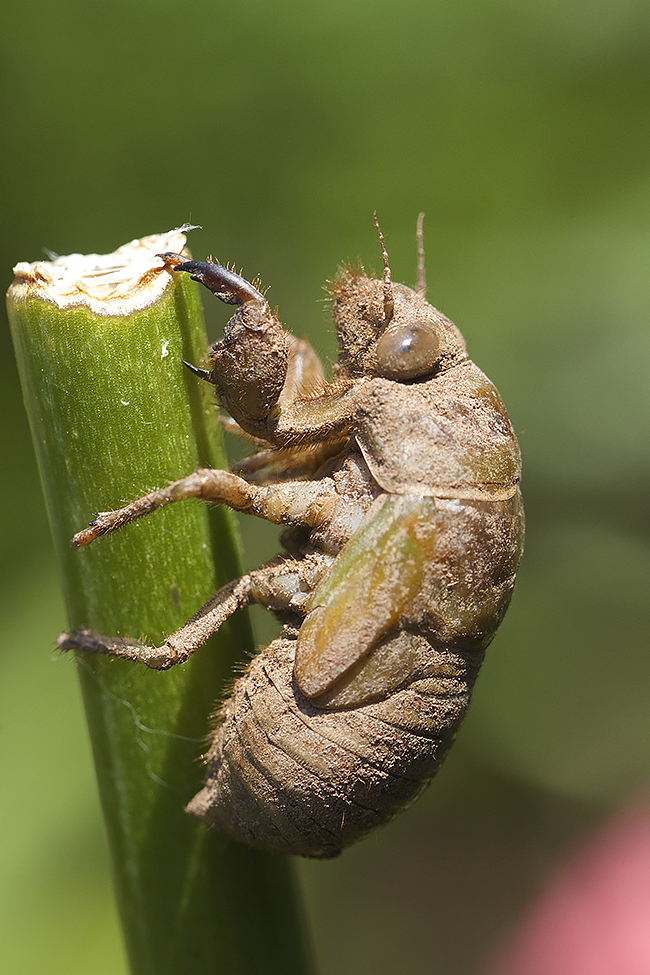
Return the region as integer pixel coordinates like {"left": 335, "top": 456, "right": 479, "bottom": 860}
{"left": 60, "top": 216, "right": 524, "bottom": 858}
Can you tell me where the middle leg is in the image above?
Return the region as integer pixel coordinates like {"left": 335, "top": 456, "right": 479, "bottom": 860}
{"left": 73, "top": 468, "right": 341, "bottom": 547}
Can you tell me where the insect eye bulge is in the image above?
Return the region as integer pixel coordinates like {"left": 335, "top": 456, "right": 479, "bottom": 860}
{"left": 376, "top": 321, "right": 441, "bottom": 382}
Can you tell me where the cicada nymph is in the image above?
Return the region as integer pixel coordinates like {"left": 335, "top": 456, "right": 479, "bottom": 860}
{"left": 61, "top": 217, "right": 524, "bottom": 858}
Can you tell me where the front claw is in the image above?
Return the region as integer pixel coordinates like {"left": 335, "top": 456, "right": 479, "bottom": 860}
{"left": 170, "top": 258, "right": 267, "bottom": 311}
{"left": 156, "top": 251, "right": 187, "bottom": 271}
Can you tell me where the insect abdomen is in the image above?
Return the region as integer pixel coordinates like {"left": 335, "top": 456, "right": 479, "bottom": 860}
{"left": 186, "top": 638, "right": 483, "bottom": 858}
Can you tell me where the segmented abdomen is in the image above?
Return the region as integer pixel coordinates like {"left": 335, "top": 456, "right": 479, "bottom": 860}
{"left": 186, "top": 638, "right": 483, "bottom": 858}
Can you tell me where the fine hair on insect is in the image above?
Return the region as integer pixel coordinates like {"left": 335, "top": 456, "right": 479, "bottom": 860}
{"left": 60, "top": 215, "right": 524, "bottom": 858}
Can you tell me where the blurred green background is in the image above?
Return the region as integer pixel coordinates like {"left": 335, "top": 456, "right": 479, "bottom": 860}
{"left": 2, "top": 1, "right": 650, "bottom": 973}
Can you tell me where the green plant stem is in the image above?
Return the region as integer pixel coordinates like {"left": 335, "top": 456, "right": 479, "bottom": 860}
{"left": 8, "top": 247, "right": 313, "bottom": 975}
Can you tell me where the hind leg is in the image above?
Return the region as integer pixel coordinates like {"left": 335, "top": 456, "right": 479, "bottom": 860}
{"left": 59, "top": 553, "right": 331, "bottom": 670}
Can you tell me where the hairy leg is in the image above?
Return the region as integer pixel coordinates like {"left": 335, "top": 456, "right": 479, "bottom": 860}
{"left": 74, "top": 467, "right": 340, "bottom": 547}
{"left": 58, "top": 553, "right": 329, "bottom": 669}
{"left": 58, "top": 574, "right": 254, "bottom": 669}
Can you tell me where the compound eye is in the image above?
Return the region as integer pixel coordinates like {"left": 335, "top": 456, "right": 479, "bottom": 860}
{"left": 376, "top": 322, "right": 441, "bottom": 381}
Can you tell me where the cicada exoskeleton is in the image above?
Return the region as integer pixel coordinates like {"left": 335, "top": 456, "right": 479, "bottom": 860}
{"left": 61, "top": 217, "right": 524, "bottom": 857}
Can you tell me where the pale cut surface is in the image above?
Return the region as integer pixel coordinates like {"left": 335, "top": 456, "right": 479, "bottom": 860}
{"left": 9, "top": 225, "right": 195, "bottom": 315}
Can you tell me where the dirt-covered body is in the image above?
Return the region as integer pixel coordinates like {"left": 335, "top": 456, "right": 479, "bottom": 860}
{"left": 61, "top": 222, "right": 524, "bottom": 857}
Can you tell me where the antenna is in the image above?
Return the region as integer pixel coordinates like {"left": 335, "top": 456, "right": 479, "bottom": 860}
{"left": 373, "top": 211, "right": 394, "bottom": 323}
{"left": 416, "top": 212, "right": 426, "bottom": 293}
